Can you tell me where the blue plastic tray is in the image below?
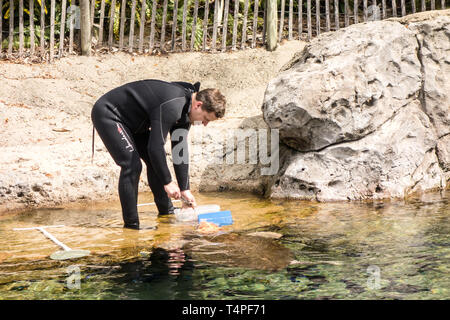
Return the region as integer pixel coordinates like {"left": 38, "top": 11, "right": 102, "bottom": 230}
{"left": 197, "top": 210, "right": 233, "bottom": 227}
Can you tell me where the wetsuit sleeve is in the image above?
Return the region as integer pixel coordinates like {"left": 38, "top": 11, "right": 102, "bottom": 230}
{"left": 170, "top": 124, "right": 190, "bottom": 191}
{"left": 147, "top": 119, "right": 173, "bottom": 186}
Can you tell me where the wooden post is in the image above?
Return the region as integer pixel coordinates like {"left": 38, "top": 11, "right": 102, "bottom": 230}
{"left": 40, "top": 0, "right": 45, "bottom": 53}
{"left": 288, "top": 0, "right": 293, "bottom": 40}
{"left": 442, "top": 1, "right": 446, "bottom": 10}
{"left": 354, "top": 0, "right": 359, "bottom": 24}
{"left": 307, "top": 0, "right": 312, "bottom": 38}
{"left": 263, "top": 2, "right": 266, "bottom": 43}
{"left": 411, "top": 0, "right": 416, "bottom": 13}
{"left": 232, "top": 0, "right": 239, "bottom": 50}
{"left": 139, "top": 0, "right": 147, "bottom": 53}
{"left": 278, "top": 0, "right": 285, "bottom": 42}
{"left": 431, "top": 0, "right": 435, "bottom": 10}
{"left": 59, "top": 0, "right": 68, "bottom": 57}
{"left": 421, "top": 0, "right": 425, "bottom": 11}
{"left": 334, "top": 0, "right": 339, "bottom": 30}
{"left": 171, "top": 0, "right": 179, "bottom": 51}
{"left": 128, "top": 0, "right": 137, "bottom": 52}
{"left": 80, "top": 0, "right": 91, "bottom": 56}
{"left": 223, "top": 0, "right": 230, "bottom": 51}
{"left": 29, "top": 0, "right": 35, "bottom": 55}
{"left": 242, "top": 0, "right": 249, "bottom": 48}
{"left": 149, "top": 0, "right": 157, "bottom": 51}
{"left": 119, "top": 0, "right": 126, "bottom": 50}
{"left": 98, "top": 0, "right": 106, "bottom": 46}
{"left": 19, "top": 0, "right": 24, "bottom": 57}
{"left": 266, "top": 0, "right": 277, "bottom": 51}
{"left": 382, "top": 0, "right": 386, "bottom": 19}
{"left": 401, "top": 0, "right": 405, "bottom": 16}
{"left": 8, "top": 0, "right": 13, "bottom": 55}
{"left": 363, "top": 0, "right": 368, "bottom": 21}
{"left": 182, "top": 0, "right": 188, "bottom": 51}
{"left": 90, "top": 0, "right": 96, "bottom": 28}
{"left": 202, "top": 0, "right": 209, "bottom": 50}
{"left": 299, "top": 0, "right": 303, "bottom": 39}
{"left": 161, "top": 0, "right": 168, "bottom": 51}
{"left": 345, "top": 0, "right": 349, "bottom": 27}
{"left": 392, "top": 0, "right": 397, "bottom": 17}
{"left": 108, "top": 0, "right": 117, "bottom": 48}
{"left": 212, "top": 0, "right": 219, "bottom": 51}
{"left": 251, "top": 0, "right": 258, "bottom": 47}
{"left": 315, "top": 0, "right": 320, "bottom": 36}
{"left": 0, "top": 0, "right": 2, "bottom": 53}
{"left": 50, "top": 0, "right": 55, "bottom": 61}
{"left": 325, "top": 0, "right": 330, "bottom": 31}
{"left": 191, "top": 0, "right": 199, "bottom": 50}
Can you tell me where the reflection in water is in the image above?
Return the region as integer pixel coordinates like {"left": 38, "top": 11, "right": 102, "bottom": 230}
{"left": 0, "top": 190, "right": 448, "bottom": 299}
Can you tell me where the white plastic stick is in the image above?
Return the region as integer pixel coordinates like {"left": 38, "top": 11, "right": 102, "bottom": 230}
{"left": 137, "top": 199, "right": 181, "bottom": 207}
{"left": 13, "top": 225, "right": 72, "bottom": 251}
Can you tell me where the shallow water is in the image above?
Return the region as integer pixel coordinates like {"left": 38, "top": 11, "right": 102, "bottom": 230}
{"left": 0, "top": 190, "right": 449, "bottom": 300}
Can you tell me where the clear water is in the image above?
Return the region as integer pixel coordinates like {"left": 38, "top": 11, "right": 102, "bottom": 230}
{"left": 0, "top": 190, "right": 449, "bottom": 300}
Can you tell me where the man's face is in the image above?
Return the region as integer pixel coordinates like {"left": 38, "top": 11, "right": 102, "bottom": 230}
{"left": 189, "top": 100, "right": 218, "bottom": 126}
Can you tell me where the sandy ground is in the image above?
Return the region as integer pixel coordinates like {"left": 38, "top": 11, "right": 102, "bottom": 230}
{"left": 0, "top": 40, "right": 306, "bottom": 214}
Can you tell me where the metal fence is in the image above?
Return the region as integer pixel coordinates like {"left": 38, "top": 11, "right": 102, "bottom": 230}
{"left": 0, "top": 0, "right": 447, "bottom": 62}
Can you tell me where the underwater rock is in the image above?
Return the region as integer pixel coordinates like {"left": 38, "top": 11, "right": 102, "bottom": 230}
{"left": 263, "top": 11, "right": 450, "bottom": 201}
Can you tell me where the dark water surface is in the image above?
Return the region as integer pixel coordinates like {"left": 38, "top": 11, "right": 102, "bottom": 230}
{"left": 0, "top": 190, "right": 449, "bottom": 299}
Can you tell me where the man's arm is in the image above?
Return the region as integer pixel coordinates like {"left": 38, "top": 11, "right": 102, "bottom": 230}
{"left": 170, "top": 124, "right": 190, "bottom": 191}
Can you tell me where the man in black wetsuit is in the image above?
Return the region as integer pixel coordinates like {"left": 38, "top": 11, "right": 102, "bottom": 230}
{"left": 91, "top": 80, "right": 226, "bottom": 229}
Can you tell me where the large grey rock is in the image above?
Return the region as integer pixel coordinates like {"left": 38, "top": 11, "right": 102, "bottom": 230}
{"left": 263, "top": 11, "right": 450, "bottom": 201}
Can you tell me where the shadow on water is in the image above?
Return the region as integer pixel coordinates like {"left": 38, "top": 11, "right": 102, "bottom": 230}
{"left": 0, "top": 190, "right": 449, "bottom": 299}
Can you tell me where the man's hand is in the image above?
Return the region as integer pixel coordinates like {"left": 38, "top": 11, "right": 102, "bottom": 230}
{"left": 181, "top": 190, "right": 197, "bottom": 209}
{"left": 164, "top": 182, "right": 181, "bottom": 199}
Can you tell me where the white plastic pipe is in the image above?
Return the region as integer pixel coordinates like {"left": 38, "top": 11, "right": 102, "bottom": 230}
{"left": 13, "top": 225, "right": 72, "bottom": 251}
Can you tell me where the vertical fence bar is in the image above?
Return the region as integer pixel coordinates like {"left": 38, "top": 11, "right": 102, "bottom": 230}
{"left": 191, "top": 0, "right": 199, "bottom": 50}
{"left": 29, "top": 0, "right": 35, "bottom": 55}
{"left": 442, "top": 1, "right": 445, "bottom": 10}
{"left": 363, "top": 0, "right": 368, "bottom": 21}
{"left": 171, "top": 0, "right": 179, "bottom": 51}
{"left": 232, "top": 0, "right": 238, "bottom": 50}
{"left": 90, "top": 0, "right": 96, "bottom": 28}
{"left": 0, "top": 0, "right": 2, "bottom": 54}
{"left": 252, "top": 0, "right": 259, "bottom": 47}
{"left": 108, "top": 0, "right": 117, "bottom": 48}
{"left": 334, "top": 0, "right": 339, "bottom": 30}
{"left": 40, "top": 0, "right": 45, "bottom": 53}
{"left": 412, "top": 0, "right": 416, "bottom": 13}
{"left": 242, "top": 0, "right": 250, "bottom": 48}
{"left": 307, "top": 0, "right": 312, "bottom": 39}
{"left": 139, "top": 0, "right": 147, "bottom": 53}
{"left": 182, "top": 0, "right": 188, "bottom": 51}
{"left": 392, "top": 0, "right": 397, "bottom": 16}
{"left": 8, "top": 0, "right": 13, "bottom": 55}
{"left": 161, "top": 0, "right": 168, "bottom": 51}
{"left": 344, "top": 0, "right": 349, "bottom": 27}
{"left": 421, "top": 0, "right": 425, "bottom": 11}
{"left": 325, "top": 0, "right": 330, "bottom": 31}
{"left": 279, "top": 0, "right": 285, "bottom": 42}
{"left": 431, "top": 0, "right": 435, "bottom": 10}
{"left": 19, "top": 0, "right": 24, "bottom": 56}
{"left": 202, "top": 0, "right": 209, "bottom": 50}
{"left": 50, "top": 0, "right": 56, "bottom": 61}
{"left": 119, "top": 0, "right": 126, "bottom": 50}
{"left": 69, "top": 0, "right": 74, "bottom": 53}
{"left": 128, "top": 0, "right": 137, "bottom": 52}
{"left": 299, "top": 0, "right": 303, "bottom": 39}
{"left": 59, "top": 0, "right": 68, "bottom": 56}
{"left": 149, "top": 0, "right": 156, "bottom": 51}
{"left": 98, "top": 0, "right": 106, "bottom": 46}
{"left": 223, "top": 0, "right": 230, "bottom": 50}
{"left": 315, "top": 0, "right": 320, "bottom": 36}
{"left": 289, "top": 0, "right": 293, "bottom": 39}
{"left": 354, "top": 0, "right": 359, "bottom": 23}
{"left": 266, "top": 0, "right": 277, "bottom": 50}
{"left": 80, "top": 0, "right": 92, "bottom": 56}
{"left": 382, "top": 0, "right": 386, "bottom": 18}
{"left": 212, "top": 0, "right": 219, "bottom": 50}
{"left": 401, "top": 0, "right": 405, "bottom": 16}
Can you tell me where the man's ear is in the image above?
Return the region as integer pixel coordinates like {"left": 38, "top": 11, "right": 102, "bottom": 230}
{"left": 196, "top": 100, "right": 203, "bottom": 109}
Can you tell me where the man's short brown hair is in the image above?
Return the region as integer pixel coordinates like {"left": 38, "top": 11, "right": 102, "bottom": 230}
{"left": 196, "top": 88, "right": 226, "bottom": 118}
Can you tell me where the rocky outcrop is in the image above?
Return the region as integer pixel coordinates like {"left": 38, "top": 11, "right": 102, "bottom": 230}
{"left": 263, "top": 11, "right": 450, "bottom": 201}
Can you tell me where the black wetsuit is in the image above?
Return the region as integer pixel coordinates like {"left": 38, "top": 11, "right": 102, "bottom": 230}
{"left": 91, "top": 80, "right": 200, "bottom": 229}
